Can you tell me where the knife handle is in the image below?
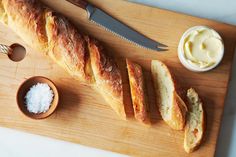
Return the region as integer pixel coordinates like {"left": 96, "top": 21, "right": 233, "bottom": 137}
{"left": 66, "top": 0, "right": 88, "bottom": 10}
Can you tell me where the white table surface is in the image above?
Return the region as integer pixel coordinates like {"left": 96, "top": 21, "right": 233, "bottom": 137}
{"left": 1, "top": 0, "right": 236, "bottom": 157}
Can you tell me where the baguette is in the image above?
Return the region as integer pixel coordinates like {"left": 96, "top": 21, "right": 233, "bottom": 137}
{"left": 151, "top": 60, "right": 187, "bottom": 130}
{"left": 0, "top": 0, "right": 126, "bottom": 119}
{"left": 126, "top": 59, "right": 149, "bottom": 124}
{"left": 184, "top": 88, "right": 205, "bottom": 153}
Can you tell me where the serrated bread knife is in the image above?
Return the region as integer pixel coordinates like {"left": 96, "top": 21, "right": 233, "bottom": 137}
{"left": 66, "top": 0, "right": 168, "bottom": 51}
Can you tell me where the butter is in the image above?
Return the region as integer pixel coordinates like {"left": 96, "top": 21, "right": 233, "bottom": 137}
{"left": 183, "top": 27, "right": 223, "bottom": 69}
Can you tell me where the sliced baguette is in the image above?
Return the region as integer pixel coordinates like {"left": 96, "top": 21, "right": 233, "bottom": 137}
{"left": 151, "top": 60, "right": 187, "bottom": 130}
{"left": 126, "top": 59, "right": 149, "bottom": 124}
{"left": 184, "top": 88, "right": 205, "bottom": 153}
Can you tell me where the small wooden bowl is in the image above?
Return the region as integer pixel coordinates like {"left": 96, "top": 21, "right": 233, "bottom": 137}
{"left": 17, "top": 76, "right": 59, "bottom": 119}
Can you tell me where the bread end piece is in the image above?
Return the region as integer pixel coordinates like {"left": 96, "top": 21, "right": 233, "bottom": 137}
{"left": 126, "top": 59, "right": 150, "bottom": 124}
{"left": 151, "top": 60, "right": 187, "bottom": 130}
{"left": 87, "top": 37, "right": 126, "bottom": 119}
{"left": 184, "top": 88, "right": 205, "bottom": 153}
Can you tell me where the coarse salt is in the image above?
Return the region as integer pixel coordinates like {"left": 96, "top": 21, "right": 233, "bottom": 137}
{"left": 25, "top": 83, "right": 54, "bottom": 114}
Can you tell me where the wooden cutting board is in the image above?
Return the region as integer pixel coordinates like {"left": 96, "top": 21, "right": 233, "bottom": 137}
{"left": 0, "top": 0, "right": 236, "bottom": 156}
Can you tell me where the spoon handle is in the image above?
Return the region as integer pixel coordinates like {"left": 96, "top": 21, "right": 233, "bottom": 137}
{"left": 0, "top": 44, "right": 11, "bottom": 55}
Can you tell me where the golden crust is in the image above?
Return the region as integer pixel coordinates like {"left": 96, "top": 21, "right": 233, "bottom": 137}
{"left": 0, "top": 1, "right": 7, "bottom": 23}
{"left": 126, "top": 59, "right": 149, "bottom": 124}
{"left": 1, "top": 0, "right": 48, "bottom": 51}
{"left": 45, "top": 12, "right": 94, "bottom": 83}
{"left": 87, "top": 37, "right": 126, "bottom": 119}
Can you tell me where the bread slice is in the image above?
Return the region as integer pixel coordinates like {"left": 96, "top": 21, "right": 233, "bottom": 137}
{"left": 126, "top": 59, "right": 149, "bottom": 124}
{"left": 184, "top": 88, "right": 205, "bottom": 153}
{"left": 151, "top": 60, "right": 187, "bottom": 130}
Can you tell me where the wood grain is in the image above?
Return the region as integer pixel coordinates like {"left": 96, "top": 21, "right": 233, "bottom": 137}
{"left": 0, "top": 0, "right": 236, "bottom": 156}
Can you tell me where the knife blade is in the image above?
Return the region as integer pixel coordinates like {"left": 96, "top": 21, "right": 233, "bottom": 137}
{"left": 66, "top": 0, "right": 168, "bottom": 51}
